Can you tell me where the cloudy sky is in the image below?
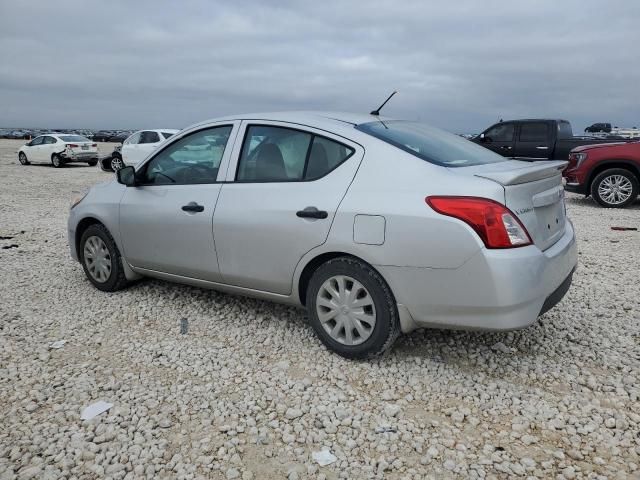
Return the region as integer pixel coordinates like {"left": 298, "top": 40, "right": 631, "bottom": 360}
{"left": 0, "top": 0, "right": 638, "bottom": 133}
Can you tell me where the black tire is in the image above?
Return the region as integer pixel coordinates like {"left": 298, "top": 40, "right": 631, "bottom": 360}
{"left": 306, "top": 257, "right": 400, "bottom": 359}
{"left": 79, "top": 224, "right": 129, "bottom": 292}
{"left": 18, "top": 152, "right": 29, "bottom": 165}
{"left": 87, "top": 160, "right": 98, "bottom": 167}
{"left": 51, "top": 154, "right": 64, "bottom": 168}
{"left": 591, "top": 168, "right": 639, "bottom": 208}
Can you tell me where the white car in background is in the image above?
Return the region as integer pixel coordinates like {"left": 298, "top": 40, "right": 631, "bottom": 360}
{"left": 18, "top": 134, "right": 99, "bottom": 168}
{"left": 120, "top": 129, "right": 179, "bottom": 167}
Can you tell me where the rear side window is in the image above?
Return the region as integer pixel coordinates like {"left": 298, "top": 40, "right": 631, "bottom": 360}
{"left": 557, "top": 121, "right": 573, "bottom": 138}
{"left": 139, "top": 131, "right": 160, "bottom": 144}
{"left": 357, "top": 121, "right": 506, "bottom": 167}
{"left": 125, "top": 132, "right": 141, "bottom": 145}
{"left": 236, "top": 125, "right": 354, "bottom": 182}
{"left": 519, "top": 123, "right": 549, "bottom": 142}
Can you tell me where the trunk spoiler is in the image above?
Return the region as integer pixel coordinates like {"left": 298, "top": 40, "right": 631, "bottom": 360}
{"left": 473, "top": 160, "right": 567, "bottom": 186}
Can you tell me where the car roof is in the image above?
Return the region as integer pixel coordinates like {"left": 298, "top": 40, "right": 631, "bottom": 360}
{"left": 134, "top": 129, "right": 180, "bottom": 133}
{"left": 193, "top": 111, "right": 392, "bottom": 129}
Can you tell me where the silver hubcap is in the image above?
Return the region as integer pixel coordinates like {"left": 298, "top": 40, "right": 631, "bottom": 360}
{"left": 84, "top": 236, "right": 112, "bottom": 283}
{"left": 53, "top": 156, "right": 60, "bottom": 166}
{"left": 316, "top": 275, "right": 376, "bottom": 346}
{"left": 111, "top": 157, "right": 123, "bottom": 170}
{"left": 19, "top": 154, "right": 26, "bottom": 164}
{"left": 599, "top": 175, "right": 633, "bottom": 205}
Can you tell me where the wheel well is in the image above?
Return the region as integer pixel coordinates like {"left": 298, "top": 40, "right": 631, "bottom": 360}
{"left": 75, "top": 217, "right": 102, "bottom": 258}
{"left": 298, "top": 252, "right": 374, "bottom": 305}
{"left": 587, "top": 161, "right": 640, "bottom": 191}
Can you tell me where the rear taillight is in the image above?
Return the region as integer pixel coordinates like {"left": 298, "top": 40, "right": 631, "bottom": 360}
{"left": 68, "top": 144, "right": 79, "bottom": 148}
{"left": 92, "top": 143, "right": 97, "bottom": 147}
{"left": 426, "top": 196, "right": 532, "bottom": 249}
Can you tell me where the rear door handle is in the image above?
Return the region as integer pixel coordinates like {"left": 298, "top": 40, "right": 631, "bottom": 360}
{"left": 500, "top": 146, "right": 512, "bottom": 150}
{"left": 182, "top": 202, "right": 204, "bottom": 213}
{"left": 296, "top": 207, "right": 328, "bottom": 219}
{"left": 535, "top": 146, "right": 549, "bottom": 150}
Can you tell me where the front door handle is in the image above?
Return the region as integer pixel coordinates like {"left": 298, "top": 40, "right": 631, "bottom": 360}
{"left": 500, "top": 145, "right": 512, "bottom": 150}
{"left": 535, "top": 146, "right": 549, "bottom": 150}
{"left": 182, "top": 202, "right": 204, "bottom": 213}
{"left": 296, "top": 207, "right": 328, "bottom": 219}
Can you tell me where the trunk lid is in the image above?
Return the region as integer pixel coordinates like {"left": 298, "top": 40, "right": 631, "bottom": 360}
{"left": 450, "top": 160, "right": 568, "bottom": 251}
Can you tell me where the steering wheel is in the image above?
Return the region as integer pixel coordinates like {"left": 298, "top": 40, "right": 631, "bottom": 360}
{"left": 175, "top": 164, "right": 214, "bottom": 183}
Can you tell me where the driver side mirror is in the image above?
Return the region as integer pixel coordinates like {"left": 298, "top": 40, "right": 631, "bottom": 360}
{"left": 117, "top": 165, "right": 136, "bottom": 186}
{"left": 478, "top": 133, "right": 491, "bottom": 143}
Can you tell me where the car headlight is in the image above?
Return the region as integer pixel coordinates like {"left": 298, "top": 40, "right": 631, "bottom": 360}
{"left": 572, "top": 152, "right": 587, "bottom": 167}
{"left": 70, "top": 188, "right": 89, "bottom": 209}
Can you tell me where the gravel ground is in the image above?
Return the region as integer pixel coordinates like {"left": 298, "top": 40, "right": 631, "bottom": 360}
{"left": 0, "top": 137, "right": 639, "bottom": 480}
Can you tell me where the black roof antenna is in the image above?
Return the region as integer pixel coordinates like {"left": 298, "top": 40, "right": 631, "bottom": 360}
{"left": 370, "top": 91, "right": 397, "bottom": 116}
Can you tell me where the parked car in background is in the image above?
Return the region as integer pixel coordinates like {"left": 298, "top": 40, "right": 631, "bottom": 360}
{"left": 120, "top": 129, "right": 178, "bottom": 166}
{"left": 93, "top": 130, "right": 115, "bottom": 142}
{"left": 564, "top": 141, "right": 640, "bottom": 208}
{"left": 68, "top": 112, "right": 576, "bottom": 359}
{"left": 99, "top": 145, "right": 123, "bottom": 172}
{"left": 19, "top": 134, "right": 98, "bottom": 168}
{"left": 585, "top": 123, "right": 612, "bottom": 134}
{"left": 473, "top": 119, "right": 630, "bottom": 161}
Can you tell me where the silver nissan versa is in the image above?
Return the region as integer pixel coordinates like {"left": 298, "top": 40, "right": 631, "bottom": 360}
{"left": 68, "top": 112, "right": 577, "bottom": 359}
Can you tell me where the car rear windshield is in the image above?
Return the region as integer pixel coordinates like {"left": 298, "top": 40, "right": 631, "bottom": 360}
{"left": 356, "top": 121, "right": 507, "bottom": 167}
{"left": 60, "top": 135, "right": 90, "bottom": 142}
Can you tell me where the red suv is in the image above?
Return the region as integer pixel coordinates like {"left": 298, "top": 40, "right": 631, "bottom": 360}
{"left": 564, "top": 141, "right": 640, "bottom": 208}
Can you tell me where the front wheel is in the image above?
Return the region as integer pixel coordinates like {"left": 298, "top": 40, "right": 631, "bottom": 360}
{"left": 591, "top": 168, "right": 638, "bottom": 208}
{"left": 79, "top": 224, "right": 129, "bottom": 292}
{"left": 110, "top": 155, "right": 123, "bottom": 171}
{"left": 18, "top": 152, "right": 29, "bottom": 165}
{"left": 51, "top": 154, "right": 64, "bottom": 168}
{"left": 306, "top": 257, "right": 400, "bottom": 359}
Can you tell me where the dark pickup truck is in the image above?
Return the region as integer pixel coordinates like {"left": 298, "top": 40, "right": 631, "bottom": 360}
{"left": 473, "top": 119, "right": 629, "bottom": 161}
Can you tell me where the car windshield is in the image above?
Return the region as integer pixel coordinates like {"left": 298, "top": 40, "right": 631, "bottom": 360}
{"left": 356, "top": 120, "right": 507, "bottom": 167}
{"left": 60, "top": 135, "right": 90, "bottom": 142}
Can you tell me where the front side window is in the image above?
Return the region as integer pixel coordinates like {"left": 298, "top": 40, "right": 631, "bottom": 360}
{"left": 236, "top": 125, "right": 354, "bottom": 182}
{"left": 124, "top": 132, "right": 141, "bottom": 145}
{"left": 357, "top": 121, "right": 507, "bottom": 167}
{"left": 44, "top": 136, "right": 57, "bottom": 144}
{"left": 519, "top": 123, "right": 549, "bottom": 142}
{"left": 29, "top": 136, "right": 44, "bottom": 146}
{"left": 139, "top": 131, "right": 160, "bottom": 144}
{"left": 485, "top": 123, "right": 514, "bottom": 142}
{"left": 139, "top": 125, "right": 232, "bottom": 185}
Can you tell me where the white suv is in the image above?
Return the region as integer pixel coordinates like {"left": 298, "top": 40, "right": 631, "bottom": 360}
{"left": 121, "top": 129, "right": 178, "bottom": 167}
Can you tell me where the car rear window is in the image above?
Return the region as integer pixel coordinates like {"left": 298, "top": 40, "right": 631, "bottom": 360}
{"left": 60, "top": 135, "right": 90, "bottom": 142}
{"left": 356, "top": 121, "right": 506, "bottom": 167}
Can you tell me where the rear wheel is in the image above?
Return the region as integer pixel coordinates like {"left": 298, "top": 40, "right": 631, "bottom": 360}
{"left": 18, "top": 152, "right": 29, "bottom": 165}
{"left": 306, "top": 257, "right": 400, "bottom": 359}
{"left": 591, "top": 168, "right": 638, "bottom": 208}
{"left": 51, "top": 154, "right": 64, "bottom": 168}
{"left": 79, "top": 224, "right": 129, "bottom": 292}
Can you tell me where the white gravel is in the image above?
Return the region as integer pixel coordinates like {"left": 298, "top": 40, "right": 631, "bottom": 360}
{"left": 0, "top": 138, "right": 639, "bottom": 479}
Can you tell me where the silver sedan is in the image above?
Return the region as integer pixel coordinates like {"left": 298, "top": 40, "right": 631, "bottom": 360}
{"left": 68, "top": 112, "right": 577, "bottom": 359}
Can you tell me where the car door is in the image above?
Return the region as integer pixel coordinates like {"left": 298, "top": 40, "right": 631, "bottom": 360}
{"left": 26, "top": 136, "right": 45, "bottom": 161}
{"left": 119, "top": 123, "right": 238, "bottom": 281}
{"left": 477, "top": 122, "right": 516, "bottom": 156}
{"left": 121, "top": 132, "right": 141, "bottom": 166}
{"left": 514, "top": 122, "right": 551, "bottom": 160}
{"left": 42, "top": 136, "right": 59, "bottom": 160}
{"left": 213, "top": 121, "right": 363, "bottom": 295}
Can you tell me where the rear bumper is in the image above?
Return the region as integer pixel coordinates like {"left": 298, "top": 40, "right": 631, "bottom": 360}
{"left": 61, "top": 152, "right": 99, "bottom": 162}
{"left": 379, "top": 219, "right": 578, "bottom": 332}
